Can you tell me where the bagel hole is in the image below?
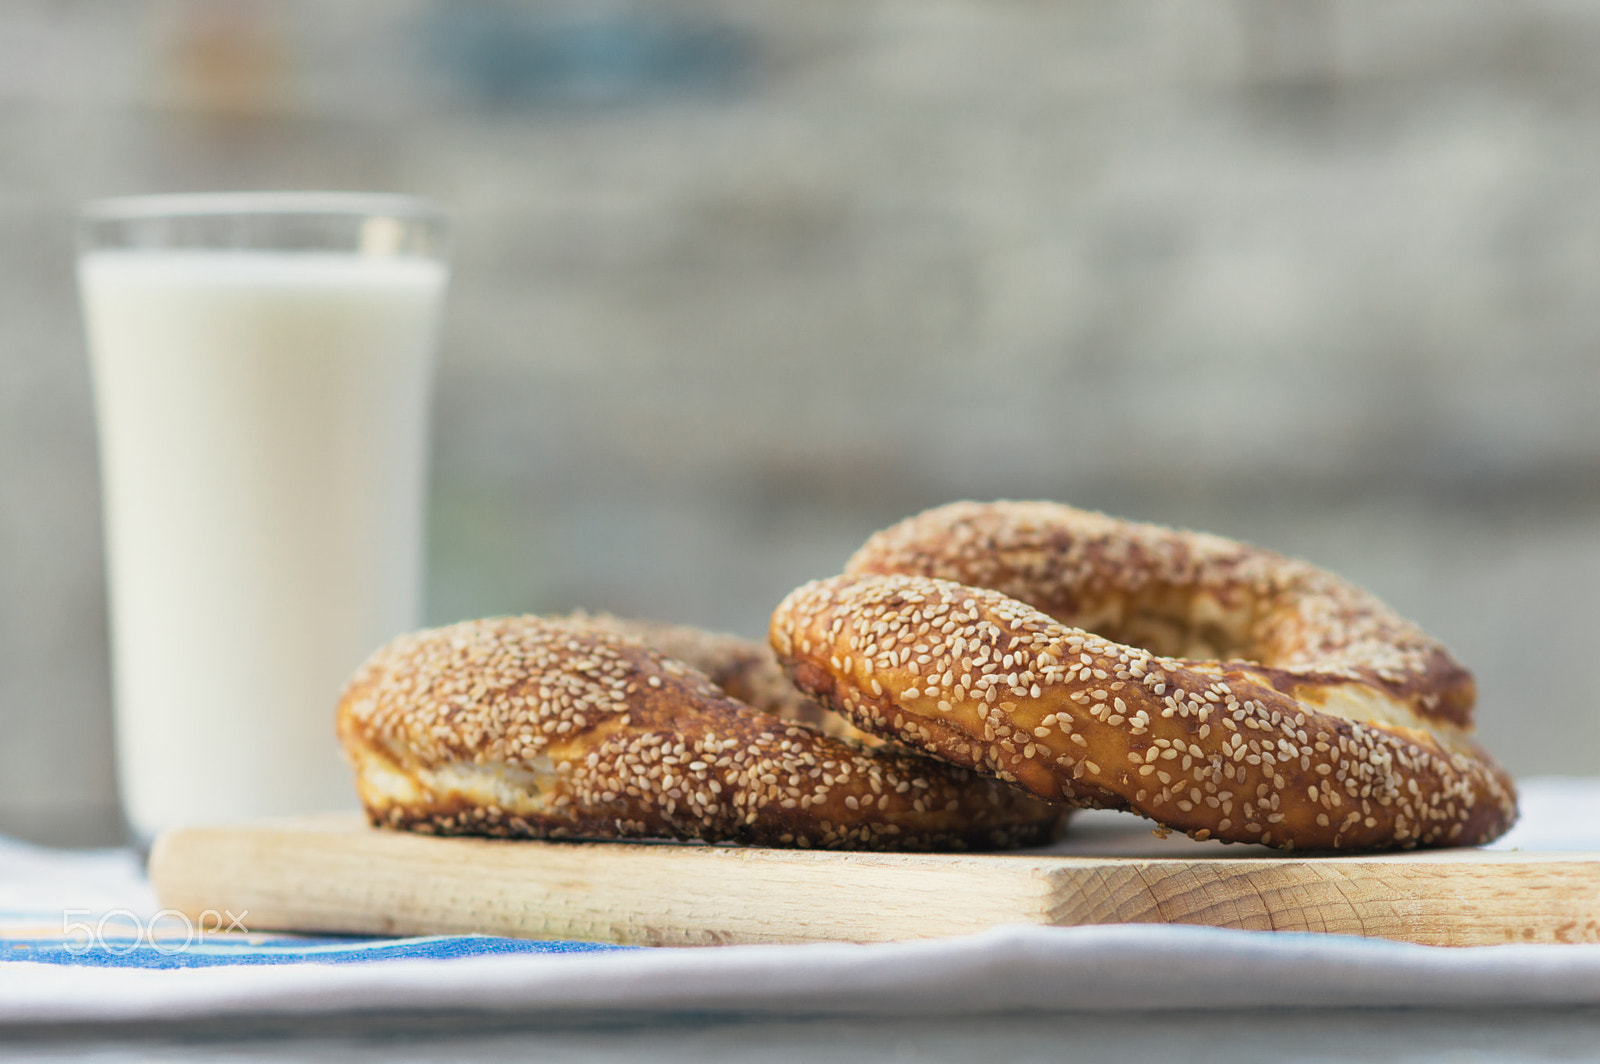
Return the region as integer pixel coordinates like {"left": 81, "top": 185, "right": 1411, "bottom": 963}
{"left": 1053, "top": 599, "right": 1259, "bottom": 664}
{"left": 1098, "top": 615, "right": 1248, "bottom": 662}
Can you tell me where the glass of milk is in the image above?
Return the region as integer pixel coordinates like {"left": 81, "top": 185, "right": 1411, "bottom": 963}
{"left": 77, "top": 192, "right": 449, "bottom": 843}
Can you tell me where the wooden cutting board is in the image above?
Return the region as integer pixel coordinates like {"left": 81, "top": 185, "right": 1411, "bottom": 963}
{"left": 147, "top": 812, "right": 1600, "bottom": 948}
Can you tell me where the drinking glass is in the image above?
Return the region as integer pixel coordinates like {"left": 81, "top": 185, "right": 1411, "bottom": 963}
{"left": 78, "top": 192, "right": 449, "bottom": 843}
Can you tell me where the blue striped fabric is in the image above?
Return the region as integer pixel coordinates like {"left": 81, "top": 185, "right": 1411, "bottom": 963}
{"left": 0, "top": 902, "right": 634, "bottom": 968}
{"left": 3, "top": 932, "right": 631, "bottom": 968}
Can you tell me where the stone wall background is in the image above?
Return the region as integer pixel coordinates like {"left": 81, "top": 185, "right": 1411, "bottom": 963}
{"left": 3, "top": 0, "right": 1597, "bottom": 843}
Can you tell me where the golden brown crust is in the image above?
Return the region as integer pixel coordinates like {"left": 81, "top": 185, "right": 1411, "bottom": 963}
{"left": 845, "top": 501, "right": 1477, "bottom": 728}
{"left": 771, "top": 501, "right": 1517, "bottom": 852}
{"left": 771, "top": 573, "right": 1516, "bottom": 851}
{"left": 560, "top": 613, "right": 878, "bottom": 744}
{"left": 337, "top": 615, "right": 1066, "bottom": 851}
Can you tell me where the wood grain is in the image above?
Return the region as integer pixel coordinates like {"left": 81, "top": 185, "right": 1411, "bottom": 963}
{"left": 148, "top": 813, "right": 1600, "bottom": 948}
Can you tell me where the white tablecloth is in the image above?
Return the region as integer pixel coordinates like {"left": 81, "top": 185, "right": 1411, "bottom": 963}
{"left": 3, "top": 777, "right": 1598, "bottom": 1024}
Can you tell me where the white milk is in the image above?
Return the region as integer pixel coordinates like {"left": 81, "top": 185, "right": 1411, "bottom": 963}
{"left": 80, "top": 250, "right": 445, "bottom": 840}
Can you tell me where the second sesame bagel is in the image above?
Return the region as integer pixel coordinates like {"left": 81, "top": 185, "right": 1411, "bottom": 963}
{"left": 337, "top": 615, "right": 1066, "bottom": 851}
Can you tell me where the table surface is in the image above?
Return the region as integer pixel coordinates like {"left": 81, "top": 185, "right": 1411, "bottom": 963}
{"left": 7, "top": 778, "right": 1600, "bottom": 1062}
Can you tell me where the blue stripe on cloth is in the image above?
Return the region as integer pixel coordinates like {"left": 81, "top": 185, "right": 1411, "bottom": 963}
{"left": 3, "top": 934, "right": 635, "bottom": 968}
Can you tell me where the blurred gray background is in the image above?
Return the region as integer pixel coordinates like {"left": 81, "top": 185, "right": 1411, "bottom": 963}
{"left": 3, "top": 0, "right": 1597, "bottom": 844}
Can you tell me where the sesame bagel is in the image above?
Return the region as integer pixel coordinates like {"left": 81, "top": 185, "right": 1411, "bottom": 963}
{"left": 846, "top": 501, "right": 1476, "bottom": 727}
{"left": 769, "top": 504, "right": 1516, "bottom": 851}
{"left": 337, "top": 615, "right": 1066, "bottom": 851}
